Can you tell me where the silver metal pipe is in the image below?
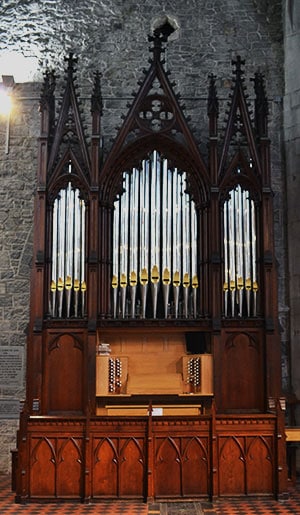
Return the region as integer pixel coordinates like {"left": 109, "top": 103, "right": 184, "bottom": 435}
{"left": 140, "top": 267, "right": 148, "bottom": 318}
{"left": 81, "top": 281, "right": 86, "bottom": 317}
{"left": 192, "top": 275, "right": 198, "bottom": 318}
{"left": 120, "top": 273, "right": 127, "bottom": 318}
{"left": 130, "top": 270, "right": 137, "bottom": 318}
{"left": 162, "top": 267, "right": 171, "bottom": 318}
{"left": 173, "top": 270, "right": 180, "bottom": 318}
{"left": 183, "top": 273, "right": 190, "bottom": 318}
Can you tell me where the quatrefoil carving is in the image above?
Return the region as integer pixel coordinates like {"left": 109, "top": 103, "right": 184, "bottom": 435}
{"left": 137, "top": 94, "right": 175, "bottom": 133}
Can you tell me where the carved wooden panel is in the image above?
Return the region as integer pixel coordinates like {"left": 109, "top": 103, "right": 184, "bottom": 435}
{"left": 154, "top": 435, "right": 210, "bottom": 498}
{"left": 30, "top": 437, "right": 56, "bottom": 497}
{"left": 182, "top": 437, "right": 209, "bottom": 496}
{"left": 92, "top": 436, "right": 145, "bottom": 498}
{"left": 218, "top": 435, "right": 274, "bottom": 495}
{"left": 16, "top": 414, "right": 281, "bottom": 501}
{"left": 218, "top": 436, "right": 245, "bottom": 494}
{"left": 155, "top": 437, "right": 181, "bottom": 497}
{"left": 29, "top": 436, "right": 84, "bottom": 498}
{"left": 218, "top": 331, "right": 264, "bottom": 411}
{"left": 47, "top": 333, "right": 84, "bottom": 413}
{"left": 246, "top": 436, "right": 273, "bottom": 494}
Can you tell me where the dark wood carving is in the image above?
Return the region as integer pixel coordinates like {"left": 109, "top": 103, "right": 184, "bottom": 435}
{"left": 14, "top": 413, "right": 286, "bottom": 501}
{"left": 14, "top": 33, "right": 287, "bottom": 503}
{"left": 46, "top": 333, "right": 85, "bottom": 414}
{"left": 216, "top": 330, "right": 264, "bottom": 412}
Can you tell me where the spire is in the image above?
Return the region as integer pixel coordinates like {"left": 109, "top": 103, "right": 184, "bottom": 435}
{"left": 46, "top": 53, "right": 91, "bottom": 183}
{"left": 218, "top": 56, "right": 262, "bottom": 181}
{"left": 207, "top": 74, "right": 219, "bottom": 118}
{"left": 91, "top": 70, "right": 103, "bottom": 115}
{"left": 253, "top": 72, "right": 268, "bottom": 138}
{"left": 148, "top": 19, "right": 175, "bottom": 64}
{"left": 39, "top": 69, "right": 56, "bottom": 112}
{"left": 101, "top": 34, "right": 209, "bottom": 203}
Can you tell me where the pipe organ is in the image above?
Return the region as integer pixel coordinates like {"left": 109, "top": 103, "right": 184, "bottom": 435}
{"left": 14, "top": 40, "right": 287, "bottom": 503}
{"left": 223, "top": 183, "right": 258, "bottom": 317}
{"left": 112, "top": 151, "right": 198, "bottom": 319}
{"left": 50, "top": 176, "right": 86, "bottom": 318}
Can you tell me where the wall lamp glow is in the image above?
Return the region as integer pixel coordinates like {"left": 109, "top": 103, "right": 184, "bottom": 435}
{"left": 0, "top": 75, "right": 15, "bottom": 154}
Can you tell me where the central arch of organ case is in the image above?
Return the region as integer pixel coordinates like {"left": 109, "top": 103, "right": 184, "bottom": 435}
{"left": 15, "top": 34, "right": 287, "bottom": 502}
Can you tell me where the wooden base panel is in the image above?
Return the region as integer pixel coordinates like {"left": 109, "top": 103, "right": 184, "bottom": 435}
{"left": 14, "top": 411, "right": 287, "bottom": 502}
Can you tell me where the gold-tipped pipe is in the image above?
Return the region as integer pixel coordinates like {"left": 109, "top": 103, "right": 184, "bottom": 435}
{"left": 112, "top": 274, "right": 118, "bottom": 318}
{"left": 229, "top": 279, "right": 235, "bottom": 317}
{"left": 81, "top": 280, "right": 87, "bottom": 317}
{"left": 173, "top": 270, "right": 180, "bottom": 318}
{"left": 120, "top": 273, "right": 127, "bottom": 318}
{"left": 130, "top": 271, "right": 137, "bottom": 318}
{"left": 151, "top": 265, "right": 160, "bottom": 319}
{"left": 183, "top": 273, "right": 190, "bottom": 318}
{"left": 162, "top": 267, "right": 171, "bottom": 318}
{"left": 192, "top": 275, "right": 198, "bottom": 318}
{"left": 65, "top": 275, "right": 72, "bottom": 318}
{"left": 57, "top": 277, "right": 64, "bottom": 318}
{"left": 223, "top": 281, "right": 228, "bottom": 317}
{"left": 140, "top": 268, "right": 148, "bottom": 319}
{"left": 237, "top": 276, "right": 243, "bottom": 317}
{"left": 50, "top": 280, "right": 56, "bottom": 317}
{"left": 245, "top": 277, "right": 251, "bottom": 317}
{"left": 74, "top": 278, "right": 80, "bottom": 317}
{"left": 253, "top": 281, "right": 258, "bottom": 317}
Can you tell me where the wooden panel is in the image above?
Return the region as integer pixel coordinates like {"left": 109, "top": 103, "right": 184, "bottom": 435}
{"left": 96, "top": 356, "right": 110, "bottom": 395}
{"left": 154, "top": 437, "right": 181, "bottom": 497}
{"left": 219, "top": 436, "right": 245, "bottom": 495}
{"left": 98, "top": 404, "right": 200, "bottom": 416}
{"left": 16, "top": 413, "right": 281, "bottom": 501}
{"left": 119, "top": 438, "right": 145, "bottom": 497}
{"left": 93, "top": 437, "right": 118, "bottom": 497}
{"left": 182, "top": 437, "right": 209, "bottom": 496}
{"left": 127, "top": 372, "right": 182, "bottom": 394}
{"left": 57, "top": 438, "right": 83, "bottom": 497}
{"left": 218, "top": 331, "right": 264, "bottom": 411}
{"left": 92, "top": 434, "right": 146, "bottom": 499}
{"left": 29, "top": 437, "right": 56, "bottom": 497}
{"left": 47, "top": 334, "right": 84, "bottom": 413}
{"left": 247, "top": 436, "right": 273, "bottom": 494}
{"left": 285, "top": 428, "right": 300, "bottom": 441}
{"left": 99, "top": 331, "right": 186, "bottom": 376}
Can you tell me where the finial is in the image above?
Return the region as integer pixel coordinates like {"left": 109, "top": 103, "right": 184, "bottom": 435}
{"left": 64, "top": 52, "right": 77, "bottom": 79}
{"left": 252, "top": 72, "right": 268, "bottom": 136}
{"left": 91, "top": 70, "right": 103, "bottom": 115}
{"left": 253, "top": 72, "right": 268, "bottom": 117}
{"left": 232, "top": 55, "right": 245, "bottom": 83}
{"left": 39, "top": 70, "right": 56, "bottom": 111}
{"left": 148, "top": 19, "right": 175, "bottom": 63}
{"left": 207, "top": 74, "right": 219, "bottom": 116}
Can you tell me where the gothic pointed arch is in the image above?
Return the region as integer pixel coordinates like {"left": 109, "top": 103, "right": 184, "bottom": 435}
{"left": 218, "top": 56, "right": 262, "bottom": 184}
{"left": 99, "top": 34, "right": 210, "bottom": 320}
{"left": 101, "top": 33, "right": 209, "bottom": 205}
{"left": 47, "top": 53, "right": 91, "bottom": 183}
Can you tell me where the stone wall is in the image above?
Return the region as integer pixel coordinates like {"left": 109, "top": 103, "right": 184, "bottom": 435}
{"left": 0, "top": 0, "right": 285, "bottom": 474}
{"left": 284, "top": 0, "right": 300, "bottom": 418}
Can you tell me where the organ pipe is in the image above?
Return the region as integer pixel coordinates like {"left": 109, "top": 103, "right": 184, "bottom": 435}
{"left": 50, "top": 175, "right": 86, "bottom": 318}
{"left": 112, "top": 151, "right": 198, "bottom": 319}
{"left": 223, "top": 184, "right": 258, "bottom": 318}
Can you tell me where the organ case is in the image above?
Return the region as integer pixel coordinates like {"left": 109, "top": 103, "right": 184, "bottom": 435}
{"left": 14, "top": 33, "right": 287, "bottom": 502}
